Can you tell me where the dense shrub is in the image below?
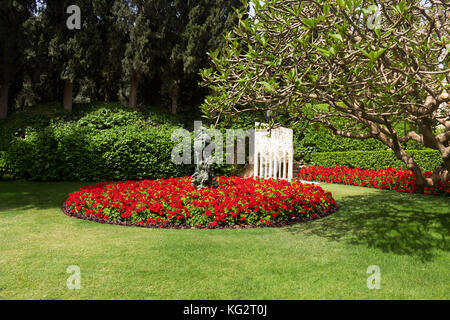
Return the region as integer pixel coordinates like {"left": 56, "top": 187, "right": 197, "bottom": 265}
{"left": 64, "top": 177, "right": 338, "bottom": 229}
{"left": 76, "top": 108, "right": 141, "bottom": 130}
{"left": 309, "top": 150, "right": 443, "bottom": 172}
{"left": 0, "top": 102, "right": 202, "bottom": 181}
{"left": 294, "top": 126, "right": 386, "bottom": 162}
{"left": 3, "top": 123, "right": 193, "bottom": 181}
{"left": 298, "top": 166, "right": 450, "bottom": 196}
{"left": 73, "top": 102, "right": 184, "bottom": 128}
{"left": 0, "top": 103, "right": 183, "bottom": 150}
{"left": 293, "top": 122, "right": 427, "bottom": 162}
{"left": 1, "top": 102, "right": 245, "bottom": 181}
{"left": 0, "top": 103, "right": 71, "bottom": 151}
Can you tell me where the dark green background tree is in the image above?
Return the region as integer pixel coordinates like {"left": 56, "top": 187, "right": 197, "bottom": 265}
{"left": 0, "top": 0, "right": 242, "bottom": 114}
{"left": 0, "top": 0, "right": 36, "bottom": 119}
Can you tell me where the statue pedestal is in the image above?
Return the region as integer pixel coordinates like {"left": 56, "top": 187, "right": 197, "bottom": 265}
{"left": 191, "top": 163, "right": 218, "bottom": 190}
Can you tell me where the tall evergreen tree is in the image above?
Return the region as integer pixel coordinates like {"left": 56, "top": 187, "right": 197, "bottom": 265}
{"left": 1, "top": 0, "right": 243, "bottom": 113}
{"left": 92, "top": 0, "right": 127, "bottom": 102}
{"left": 41, "top": 0, "right": 104, "bottom": 111}
{"left": 0, "top": 0, "right": 35, "bottom": 119}
{"left": 113, "top": 0, "right": 152, "bottom": 109}
{"left": 156, "top": 0, "right": 242, "bottom": 114}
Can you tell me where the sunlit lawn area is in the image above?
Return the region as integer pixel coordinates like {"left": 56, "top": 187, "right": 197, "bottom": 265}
{"left": 0, "top": 181, "right": 449, "bottom": 300}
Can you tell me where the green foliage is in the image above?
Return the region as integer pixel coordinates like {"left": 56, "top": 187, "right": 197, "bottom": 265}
{"left": 3, "top": 0, "right": 242, "bottom": 114}
{"left": 0, "top": 102, "right": 184, "bottom": 151}
{"left": 3, "top": 123, "right": 193, "bottom": 182}
{"left": 293, "top": 122, "right": 427, "bottom": 162}
{"left": 201, "top": 0, "right": 449, "bottom": 184}
{"left": 156, "top": 0, "right": 243, "bottom": 111}
{"left": 294, "top": 125, "right": 386, "bottom": 162}
{"left": 0, "top": 103, "right": 71, "bottom": 151}
{"left": 0, "top": 151, "right": 6, "bottom": 180}
{"left": 1, "top": 102, "right": 195, "bottom": 181}
{"left": 310, "top": 150, "right": 443, "bottom": 172}
{"left": 76, "top": 107, "right": 140, "bottom": 130}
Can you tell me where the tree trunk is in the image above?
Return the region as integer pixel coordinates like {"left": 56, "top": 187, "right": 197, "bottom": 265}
{"left": 392, "top": 146, "right": 450, "bottom": 189}
{"left": 171, "top": 83, "right": 179, "bottom": 115}
{"left": 129, "top": 74, "right": 138, "bottom": 109}
{"left": 104, "top": 72, "right": 112, "bottom": 102}
{"left": 0, "top": 83, "right": 9, "bottom": 120}
{"left": 63, "top": 79, "right": 73, "bottom": 112}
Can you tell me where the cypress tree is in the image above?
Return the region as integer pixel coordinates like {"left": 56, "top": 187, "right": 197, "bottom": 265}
{"left": 0, "top": 0, "right": 35, "bottom": 119}
{"left": 156, "top": 0, "right": 242, "bottom": 114}
{"left": 113, "top": 0, "right": 152, "bottom": 109}
{"left": 41, "top": 0, "right": 104, "bottom": 111}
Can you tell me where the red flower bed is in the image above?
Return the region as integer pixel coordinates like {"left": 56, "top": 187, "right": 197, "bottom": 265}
{"left": 63, "top": 177, "right": 338, "bottom": 229}
{"left": 298, "top": 166, "right": 450, "bottom": 196}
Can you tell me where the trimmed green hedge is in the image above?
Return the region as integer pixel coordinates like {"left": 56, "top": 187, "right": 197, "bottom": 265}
{"left": 294, "top": 127, "right": 427, "bottom": 163}
{"left": 2, "top": 123, "right": 194, "bottom": 181}
{"left": 0, "top": 103, "right": 239, "bottom": 182}
{"left": 0, "top": 103, "right": 199, "bottom": 182}
{"left": 309, "top": 150, "right": 443, "bottom": 172}
{"left": 0, "top": 151, "right": 6, "bottom": 180}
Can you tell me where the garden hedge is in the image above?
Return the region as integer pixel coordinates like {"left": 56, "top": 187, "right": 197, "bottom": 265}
{"left": 309, "top": 150, "right": 443, "bottom": 172}
{"left": 292, "top": 117, "right": 426, "bottom": 162}
{"left": 0, "top": 103, "right": 197, "bottom": 181}
{"left": 2, "top": 123, "right": 193, "bottom": 181}
{"left": 0, "top": 103, "right": 240, "bottom": 182}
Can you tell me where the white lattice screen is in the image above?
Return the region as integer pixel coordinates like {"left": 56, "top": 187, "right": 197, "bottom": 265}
{"left": 253, "top": 124, "right": 294, "bottom": 181}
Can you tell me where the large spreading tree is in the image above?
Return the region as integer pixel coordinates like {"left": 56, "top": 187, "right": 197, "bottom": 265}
{"left": 201, "top": 0, "right": 450, "bottom": 188}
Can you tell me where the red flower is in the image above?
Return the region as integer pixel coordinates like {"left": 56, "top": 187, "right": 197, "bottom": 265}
{"left": 298, "top": 165, "right": 449, "bottom": 196}
{"left": 66, "top": 176, "right": 338, "bottom": 229}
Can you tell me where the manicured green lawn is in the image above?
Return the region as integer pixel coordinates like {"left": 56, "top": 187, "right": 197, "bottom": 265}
{"left": 0, "top": 181, "right": 449, "bottom": 300}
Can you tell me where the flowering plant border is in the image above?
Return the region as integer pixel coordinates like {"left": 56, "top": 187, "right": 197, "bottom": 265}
{"left": 62, "top": 177, "right": 339, "bottom": 230}
{"left": 61, "top": 202, "right": 338, "bottom": 229}
{"left": 299, "top": 166, "right": 450, "bottom": 196}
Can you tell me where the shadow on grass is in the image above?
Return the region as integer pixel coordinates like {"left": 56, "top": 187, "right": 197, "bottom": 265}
{"left": 285, "top": 190, "right": 450, "bottom": 262}
{"left": 2, "top": 180, "right": 449, "bottom": 262}
{"left": 0, "top": 182, "right": 89, "bottom": 212}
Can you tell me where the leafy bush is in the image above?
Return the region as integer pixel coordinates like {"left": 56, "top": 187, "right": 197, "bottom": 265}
{"left": 73, "top": 102, "right": 183, "bottom": 128}
{"left": 299, "top": 166, "right": 450, "bottom": 196}
{"left": 64, "top": 177, "right": 338, "bottom": 229}
{"left": 293, "top": 121, "right": 428, "bottom": 162}
{"left": 309, "top": 150, "right": 443, "bottom": 172}
{"left": 0, "top": 102, "right": 185, "bottom": 151}
{"left": 76, "top": 108, "right": 140, "bottom": 130}
{"left": 0, "top": 151, "right": 6, "bottom": 180}
{"left": 1, "top": 102, "right": 202, "bottom": 181}
{"left": 0, "top": 103, "right": 71, "bottom": 152}
{"left": 294, "top": 126, "right": 386, "bottom": 162}
{"left": 3, "top": 122, "right": 194, "bottom": 181}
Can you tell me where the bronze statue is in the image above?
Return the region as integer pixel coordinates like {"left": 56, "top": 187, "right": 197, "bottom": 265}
{"left": 191, "top": 128, "right": 218, "bottom": 190}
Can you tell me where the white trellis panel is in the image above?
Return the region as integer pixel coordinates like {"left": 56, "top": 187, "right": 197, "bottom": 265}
{"left": 253, "top": 123, "right": 294, "bottom": 181}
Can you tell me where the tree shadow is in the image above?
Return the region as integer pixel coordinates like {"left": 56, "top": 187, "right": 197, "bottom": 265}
{"left": 0, "top": 181, "right": 88, "bottom": 213}
{"left": 285, "top": 190, "right": 450, "bottom": 262}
